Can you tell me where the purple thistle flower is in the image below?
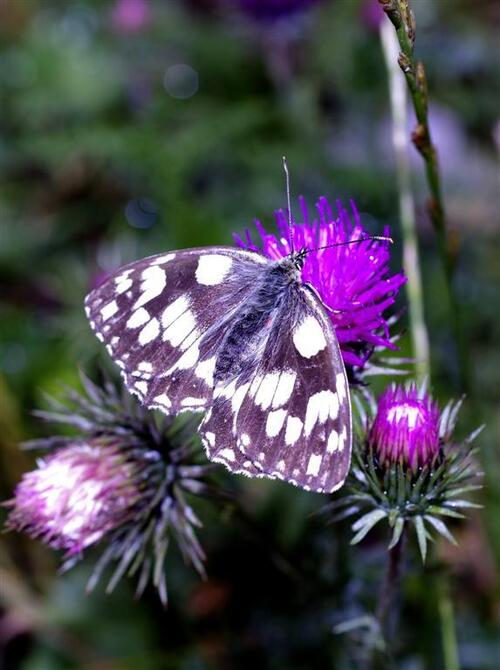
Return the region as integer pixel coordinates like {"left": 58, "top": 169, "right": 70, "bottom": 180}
{"left": 6, "top": 443, "right": 140, "bottom": 555}
{"left": 234, "top": 196, "right": 406, "bottom": 368}
{"left": 369, "top": 384, "right": 441, "bottom": 470}
{"left": 237, "top": 0, "right": 322, "bottom": 22}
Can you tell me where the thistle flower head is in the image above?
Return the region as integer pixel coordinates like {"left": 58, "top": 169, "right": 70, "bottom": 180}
{"left": 7, "top": 443, "right": 141, "bottom": 555}
{"left": 5, "top": 375, "right": 224, "bottom": 604}
{"left": 234, "top": 196, "right": 406, "bottom": 369}
{"left": 369, "top": 384, "right": 440, "bottom": 471}
{"left": 323, "top": 382, "right": 483, "bottom": 561}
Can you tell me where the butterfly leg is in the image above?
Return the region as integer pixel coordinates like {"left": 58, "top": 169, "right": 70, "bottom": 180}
{"left": 302, "top": 283, "right": 357, "bottom": 315}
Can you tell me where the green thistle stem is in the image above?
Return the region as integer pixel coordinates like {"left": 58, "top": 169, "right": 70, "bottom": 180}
{"left": 374, "top": 531, "right": 405, "bottom": 666}
{"left": 378, "top": 0, "right": 469, "bottom": 391}
{"left": 380, "top": 19, "right": 430, "bottom": 382}
{"left": 438, "top": 575, "right": 460, "bottom": 670}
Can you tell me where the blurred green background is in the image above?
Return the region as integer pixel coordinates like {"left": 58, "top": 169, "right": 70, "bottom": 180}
{"left": 1, "top": 0, "right": 499, "bottom": 668}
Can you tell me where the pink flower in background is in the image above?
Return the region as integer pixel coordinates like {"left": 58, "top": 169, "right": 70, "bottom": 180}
{"left": 360, "top": 0, "right": 385, "bottom": 32}
{"left": 234, "top": 196, "right": 406, "bottom": 368}
{"left": 111, "top": 0, "right": 150, "bottom": 33}
{"left": 6, "top": 443, "right": 140, "bottom": 554}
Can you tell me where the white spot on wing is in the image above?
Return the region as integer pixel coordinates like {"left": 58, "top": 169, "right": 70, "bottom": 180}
{"left": 163, "top": 309, "right": 196, "bottom": 347}
{"left": 254, "top": 371, "right": 280, "bottom": 410}
{"left": 338, "top": 425, "right": 347, "bottom": 452}
{"left": 293, "top": 315, "right": 327, "bottom": 358}
{"left": 101, "top": 300, "right": 118, "bottom": 321}
{"left": 138, "top": 361, "right": 152, "bottom": 372}
{"left": 219, "top": 448, "right": 235, "bottom": 462}
{"left": 336, "top": 372, "right": 347, "bottom": 404}
{"left": 266, "top": 409, "right": 287, "bottom": 437}
{"left": 138, "top": 317, "right": 160, "bottom": 345}
{"left": 161, "top": 295, "right": 190, "bottom": 328}
{"left": 195, "top": 254, "right": 233, "bottom": 286}
{"left": 115, "top": 277, "right": 132, "bottom": 295}
{"left": 151, "top": 253, "right": 176, "bottom": 265}
{"left": 285, "top": 416, "right": 303, "bottom": 445}
{"left": 231, "top": 383, "right": 250, "bottom": 417}
{"left": 195, "top": 357, "right": 216, "bottom": 386}
{"left": 205, "top": 431, "right": 215, "bottom": 447}
{"left": 127, "top": 307, "right": 150, "bottom": 329}
{"left": 306, "top": 453, "right": 322, "bottom": 476}
{"left": 327, "top": 430, "right": 339, "bottom": 453}
{"left": 134, "top": 380, "right": 148, "bottom": 396}
{"left": 169, "top": 343, "right": 199, "bottom": 371}
{"left": 181, "top": 396, "right": 206, "bottom": 407}
{"left": 214, "top": 379, "right": 237, "bottom": 400}
{"left": 153, "top": 392, "right": 171, "bottom": 408}
{"left": 180, "top": 327, "right": 200, "bottom": 351}
{"left": 272, "top": 370, "right": 296, "bottom": 409}
{"left": 133, "top": 266, "right": 166, "bottom": 309}
{"left": 304, "top": 390, "right": 339, "bottom": 437}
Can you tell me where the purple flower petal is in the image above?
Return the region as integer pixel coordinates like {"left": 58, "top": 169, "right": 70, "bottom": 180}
{"left": 234, "top": 196, "right": 406, "bottom": 369}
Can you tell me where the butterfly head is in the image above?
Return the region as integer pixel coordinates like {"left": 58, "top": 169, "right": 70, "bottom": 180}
{"left": 279, "top": 247, "right": 308, "bottom": 279}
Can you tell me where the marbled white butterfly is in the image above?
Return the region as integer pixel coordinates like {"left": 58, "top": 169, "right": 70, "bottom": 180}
{"left": 84, "top": 167, "right": 368, "bottom": 493}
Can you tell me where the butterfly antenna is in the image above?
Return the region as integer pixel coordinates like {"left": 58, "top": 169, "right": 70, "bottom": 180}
{"left": 310, "top": 235, "right": 393, "bottom": 254}
{"left": 282, "top": 156, "right": 295, "bottom": 254}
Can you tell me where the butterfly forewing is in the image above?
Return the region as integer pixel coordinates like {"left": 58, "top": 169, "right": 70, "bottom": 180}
{"left": 199, "top": 286, "right": 351, "bottom": 493}
{"left": 85, "top": 247, "right": 267, "bottom": 413}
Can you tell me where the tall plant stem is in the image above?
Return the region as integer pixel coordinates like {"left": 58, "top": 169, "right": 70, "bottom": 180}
{"left": 437, "top": 575, "right": 460, "bottom": 670}
{"left": 378, "top": 0, "right": 469, "bottom": 391}
{"left": 380, "top": 20, "right": 430, "bottom": 383}
{"left": 370, "top": 533, "right": 406, "bottom": 669}
{"left": 375, "top": 534, "right": 405, "bottom": 636}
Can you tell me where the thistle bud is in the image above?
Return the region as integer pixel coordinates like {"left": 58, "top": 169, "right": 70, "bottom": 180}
{"left": 324, "top": 382, "right": 482, "bottom": 561}
{"left": 368, "top": 384, "right": 440, "bottom": 470}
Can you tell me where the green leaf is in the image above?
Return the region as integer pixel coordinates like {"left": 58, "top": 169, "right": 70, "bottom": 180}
{"left": 413, "top": 515, "right": 427, "bottom": 562}
{"left": 445, "top": 485, "right": 482, "bottom": 498}
{"left": 320, "top": 493, "right": 373, "bottom": 514}
{"left": 397, "top": 465, "right": 406, "bottom": 506}
{"left": 388, "top": 517, "right": 405, "bottom": 549}
{"left": 444, "top": 500, "right": 483, "bottom": 509}
{"left": 351, "top": 509, "right": 387, "bottom": 545}
{"left": 427, "top": 505, "right": 465, "bottom": 519}
{"left": 327, "top": 505, "right": 364, "bottom": 524}
{"left": 410, "top": 464, "right": 429, "bottom": 502}
{"left": 464, "top": 425, "right": 485, "bottom": 444}
{"left": 424, "top": 515, "right": 457, "bottom": 545}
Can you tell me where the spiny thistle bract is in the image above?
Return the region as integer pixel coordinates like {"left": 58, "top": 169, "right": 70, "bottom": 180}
{"left": 323, "top": 382, "right": 483, "bottom": 561}
{"left": 5, "top": 375, "right": 226, "bottom": 605}
{"left": 234, "top": 196, "right": 407, "bottom": 372}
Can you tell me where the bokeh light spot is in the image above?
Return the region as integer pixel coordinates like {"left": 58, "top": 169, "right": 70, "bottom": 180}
{"left": 163, "top": 64, "right": 199, "bottom": 100}
{"left": 125, "top": 198, "right": 158, "bottom": 229}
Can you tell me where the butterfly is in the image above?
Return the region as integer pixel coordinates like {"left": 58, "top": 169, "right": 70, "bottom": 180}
{"left": 84, "top": 235, "right": 352, "bottom": 494}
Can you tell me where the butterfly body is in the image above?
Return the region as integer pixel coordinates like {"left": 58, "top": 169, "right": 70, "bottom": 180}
{"left": 214, "top": 255, "right": 302, "bottom": 384}
{"left": 85, "top": 246, "right": 351, "bottom": 493}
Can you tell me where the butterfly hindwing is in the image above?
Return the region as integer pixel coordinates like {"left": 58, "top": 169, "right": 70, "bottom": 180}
{"left": 85, "top": 247, "right": 268, "bottom": 413}
{"left": 199, "top": 285, "right": 352, "bottom": 493}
